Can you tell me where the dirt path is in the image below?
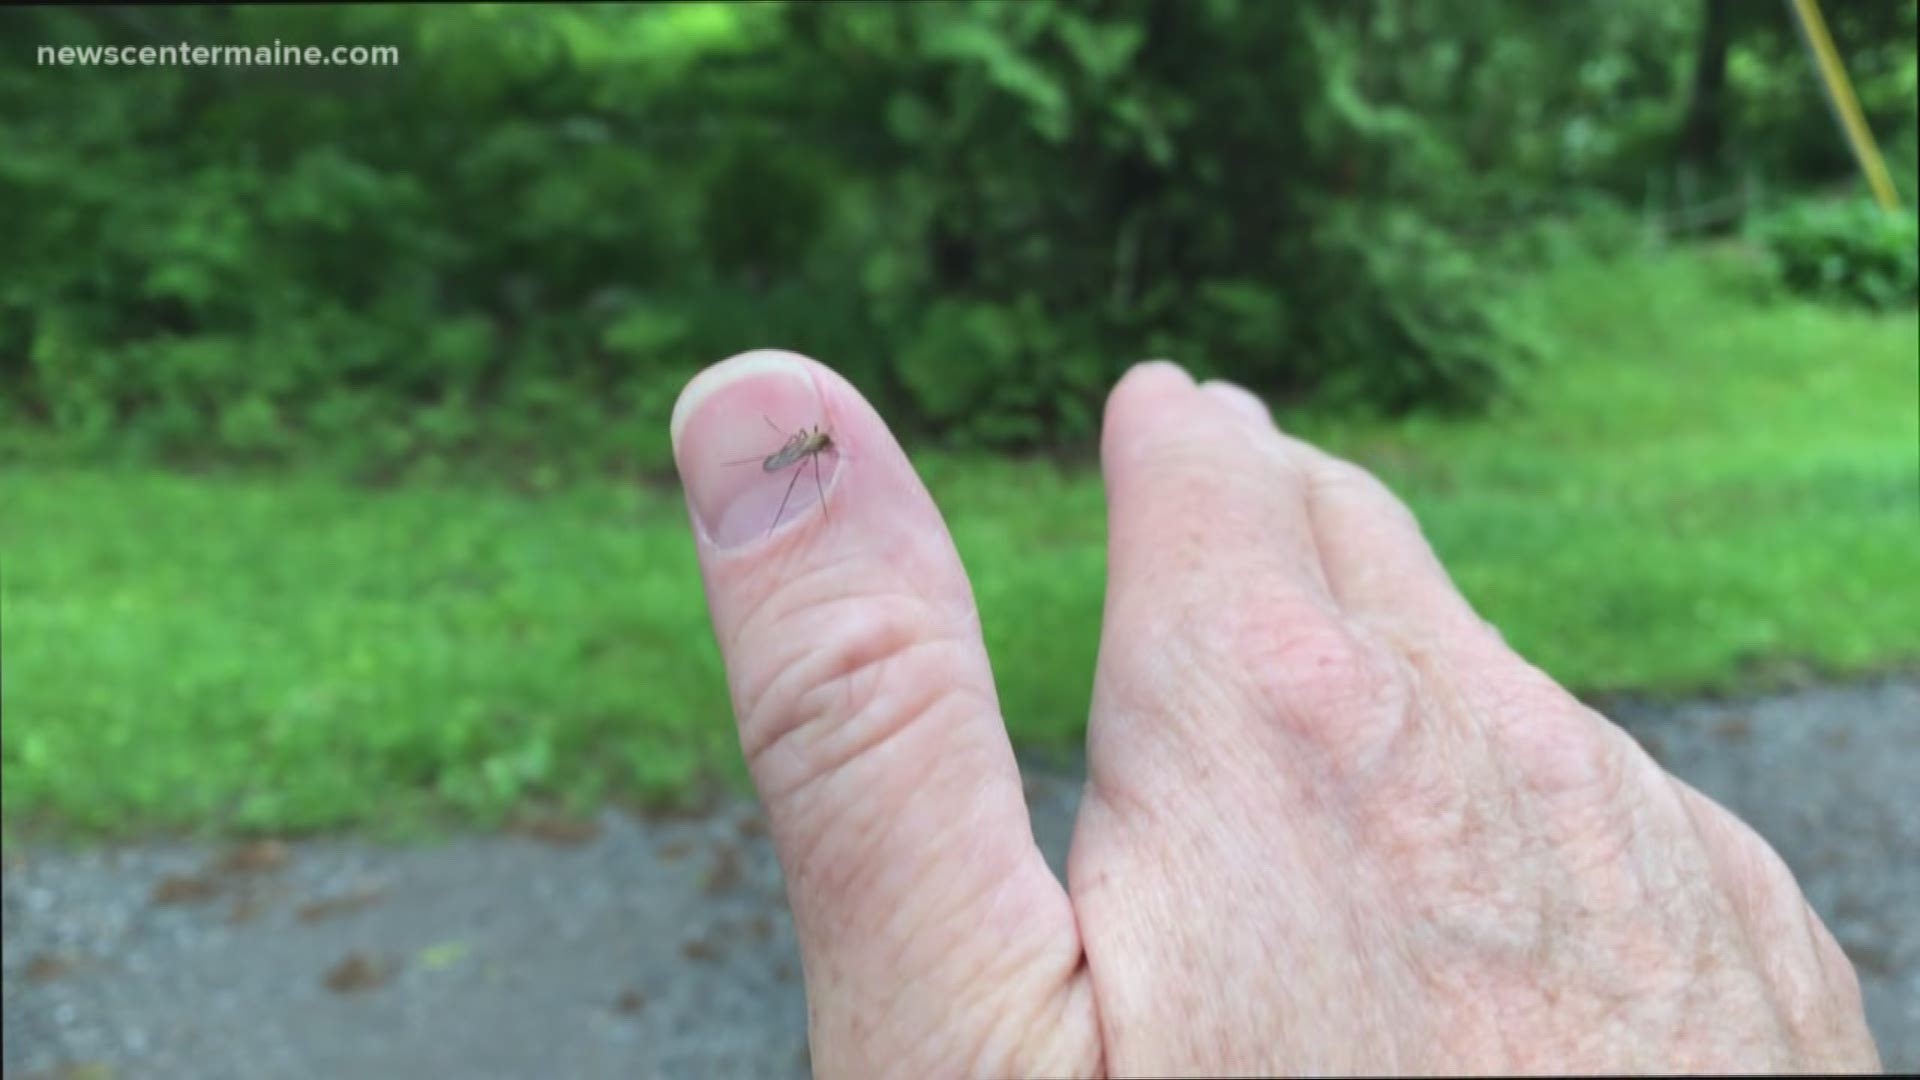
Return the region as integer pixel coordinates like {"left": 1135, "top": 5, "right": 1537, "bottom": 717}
{"left": 6, "top": 678, "right": 1916, "bottom": 1077}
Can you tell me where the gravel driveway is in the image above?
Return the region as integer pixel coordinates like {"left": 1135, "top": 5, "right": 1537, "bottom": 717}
{"left": 6, "top": 678, "right": 1916, "bottom": 1077}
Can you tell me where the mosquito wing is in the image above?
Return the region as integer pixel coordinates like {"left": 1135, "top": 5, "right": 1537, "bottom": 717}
{"left": 761, "top": 438, "right": 812, "bottom": 471}
{"left": 719, "top": 430, "right": 806, "bottom": 469}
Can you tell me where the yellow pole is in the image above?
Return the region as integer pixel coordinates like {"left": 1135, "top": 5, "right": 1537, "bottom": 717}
{"left": 1788, "top": 0, "right": 1902, "bottom": 210}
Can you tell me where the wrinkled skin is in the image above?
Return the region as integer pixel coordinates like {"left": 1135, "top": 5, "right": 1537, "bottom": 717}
{"left": 671, "top": 352, "right": 1880, "bottom": 1078}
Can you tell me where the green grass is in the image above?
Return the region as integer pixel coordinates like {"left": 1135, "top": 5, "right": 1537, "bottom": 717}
{"left": 0, "top": 476, "right": 735, "bottom": 837}
{"left": 4, "top": 248, "right": 1917, "bottom": 837}
{"left": 1304, "top": 250, "right": 1920, "bottom": 694}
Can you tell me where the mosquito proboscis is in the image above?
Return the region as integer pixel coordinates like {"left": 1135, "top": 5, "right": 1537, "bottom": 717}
{"left": 722, "top": 416, "right": 837, "bottom": 537}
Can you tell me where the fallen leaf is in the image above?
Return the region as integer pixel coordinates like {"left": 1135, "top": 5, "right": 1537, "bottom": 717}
{"left": 297, "top": 887, "right": 384, "bottom": 923}
{"left": 701, "top": 843, "right": 744, "bottom": 897}
{"left": 417, "top": 940, "right": 471, "bottom": 971}
{"left": 324, "top": 951, "right": 394, "bottom": 994}
{"left": 1711, "top": 714, "right": 1753, "bottom": 741}
{"left": 150, "top": 873, "right": 221, "bottom": 906}
{"left": 217, "top": 840, "right": 291, "bottom": 875}
{"left": 25, "top": 952, "right": 73, "bottom": 982}
{"left": 680, "top": 934, "right": 723, "bottom": 964}
{"left": 517, "top": 815, "right": 602, "bottom": 847}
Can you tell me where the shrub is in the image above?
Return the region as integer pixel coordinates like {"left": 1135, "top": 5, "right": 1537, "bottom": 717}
{"left": 1303, "top": 205, "right": 1537, "bottom": 413}
{"left": 1752, "top": 199, "right": 1920, "bottom": 310}
{"left": 0, "top": 3, "right": 1652, "bottom": 478}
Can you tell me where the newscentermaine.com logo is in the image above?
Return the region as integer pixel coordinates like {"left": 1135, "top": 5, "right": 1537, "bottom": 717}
{"left": 37, "top": 42, "right": 400, "bottom": 66}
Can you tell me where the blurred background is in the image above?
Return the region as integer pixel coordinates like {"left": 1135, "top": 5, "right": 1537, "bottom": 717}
{"left": 0, "top": 1, "right": 1916, "bottom": 1073}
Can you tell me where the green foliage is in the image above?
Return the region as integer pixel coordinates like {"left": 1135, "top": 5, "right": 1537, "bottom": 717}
{"left": 1753, "top": 199, "right": 1920, "bottom": 309}
{"left": 5, "top": 252, "right": 1916, "bottom": 835}
{"left": 1719, "top": 0, "right": 1918, "bottom": 184}
{"left": 1301, "top": 206, "right": 1535, "bottom": 411}
{"left": 1309, "top": 0, "right": 1697, "bottom": 209}
{"left": 1, "top": 2, "right": 1913, "bottom": 475}
{"left": 0, "top": 0, "right": 1670, "bottom": 478}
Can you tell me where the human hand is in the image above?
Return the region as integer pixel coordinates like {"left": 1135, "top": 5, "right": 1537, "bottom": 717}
{"left": 670, "top": 351, "right": 1880, "bottom": 1077}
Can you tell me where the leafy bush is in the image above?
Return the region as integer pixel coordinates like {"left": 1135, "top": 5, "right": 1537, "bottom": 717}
{"left": 1303, "top": 206, "right": 1536, "bottom": 412}
{"left": 1753, "top": 199, "right": 1920, "bottom": 309}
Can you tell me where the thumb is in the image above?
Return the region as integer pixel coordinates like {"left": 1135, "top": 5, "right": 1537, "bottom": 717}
{"left": 670, "top": 351, "right": 1096, "bottom": 1077}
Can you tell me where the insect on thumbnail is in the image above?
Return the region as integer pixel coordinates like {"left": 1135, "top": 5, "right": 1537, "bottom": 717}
{"left": 723, "top": 416, "right": 837, "bottom": 537}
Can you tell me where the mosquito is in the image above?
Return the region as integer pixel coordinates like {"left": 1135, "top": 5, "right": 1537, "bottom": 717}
{"left": 723, "top": 416, "right": 837, "bottom": 537}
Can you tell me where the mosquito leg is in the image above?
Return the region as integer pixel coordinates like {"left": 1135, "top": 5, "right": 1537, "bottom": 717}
{"left": 813, "top": 453, "right": 828, "bottom": 524}
{"left": 769, "top": 464, "right": 804, "bottom": 537}
{"left": 763, "top": 415, "right": 786, "bottom": 436}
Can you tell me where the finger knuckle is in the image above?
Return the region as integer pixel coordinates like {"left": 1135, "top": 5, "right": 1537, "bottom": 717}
{"left": 1233, "top": 607, "right": 1394, "bottom": 727}
{"left": 1529, "top": 722, "right": 1633, "bottom": 804}
{"left": 737, "top": 589, "right": 978, "bottom": 790}
{"left": 1480, "top": 672, "right": 1626, "bottom": 803}
{"left": 1479, "top": 657, "right": 1580, "bottom": 719}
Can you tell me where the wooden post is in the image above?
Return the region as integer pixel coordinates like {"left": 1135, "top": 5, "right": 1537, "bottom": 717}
{"left": 1787, "top": 0, "right": 1901, "bottom": 210}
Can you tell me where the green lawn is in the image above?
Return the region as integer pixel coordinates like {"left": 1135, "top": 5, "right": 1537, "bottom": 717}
{"left": 4, "top": 249, "right": 1917, "bottom": 837}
